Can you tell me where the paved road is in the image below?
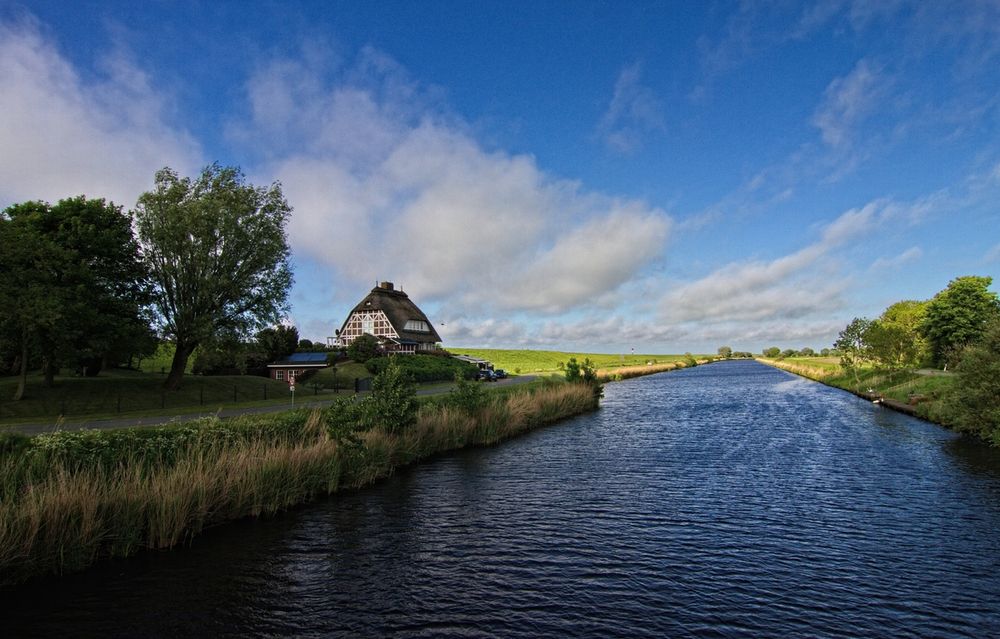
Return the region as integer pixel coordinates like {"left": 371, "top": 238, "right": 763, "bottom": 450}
{"left": 2, "top": 375, "right": 539, "bottom": 436}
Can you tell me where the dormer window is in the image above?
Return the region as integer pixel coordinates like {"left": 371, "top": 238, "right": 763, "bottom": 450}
{"left": 404, "top": 319, "right": 430, "bottom": 332}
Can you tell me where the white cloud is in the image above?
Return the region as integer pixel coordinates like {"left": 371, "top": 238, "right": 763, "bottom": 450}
{"left": 812, "top": 58, "right": 885, "bottom": 148}
{"left": 595, "top": 62, "right": 666, "bottom": 153}
{"left": 657, "top": 197, "right": 919, "bottom": 326}
{"left": 0, "top": 17, "right": 200, "bottom": 208}
{"left": 869, "top": 246, "right": 923, "bottom": 271}
{"left": 240, "top": 49, "right": 672, "bottom": 316}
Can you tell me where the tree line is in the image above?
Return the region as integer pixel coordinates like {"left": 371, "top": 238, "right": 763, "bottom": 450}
{"left": 1, "top": 164, "right": 293, "bottom": 399}
{"left": 834, "top": 276, "right": 999, "bottom": 376}
{"left": 832, "top": 276, "right": 1000, "bottom": 442}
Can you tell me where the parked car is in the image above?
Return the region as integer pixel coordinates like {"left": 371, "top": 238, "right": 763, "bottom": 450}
{"left": 477, "top": 369, "right": 496, "bottom": 382}
{"left": 493, "top": 369, "right": 508, "bottom": 379}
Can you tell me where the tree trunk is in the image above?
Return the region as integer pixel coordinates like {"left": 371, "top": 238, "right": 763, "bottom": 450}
{"left": 164, "top": 341, "right": 197, "bottom": 390}
{"left": 13, "top": 331, "right": 28, "bottom": 401}
{"left": 42, "top": 355, "right": 56, "bottom": 387}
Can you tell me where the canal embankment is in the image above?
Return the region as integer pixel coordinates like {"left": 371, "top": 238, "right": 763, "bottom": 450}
{"left": 756, "top": 357, "right": 945, "bottom": 423}
{"left": 0, "top": 381, "right": 598, "bottom": 585}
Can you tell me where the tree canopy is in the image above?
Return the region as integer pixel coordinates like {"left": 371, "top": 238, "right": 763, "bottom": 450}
{"left": 945, "top": 319, "right": 1000, "bottom": 442}
{"left": 256, "top": 325, "right": 299, "bottom": 363}
{"left": 920, "top": 276, "right": 1000, "bottom": 368}
{"left": 134, "top": 165, "right": 293, "bottom": 389}
{"left": 347, "top": 334, "right": 379, "bottom": 363}
{"left": 1, "top": 197, "right": 152, "bottom": 399}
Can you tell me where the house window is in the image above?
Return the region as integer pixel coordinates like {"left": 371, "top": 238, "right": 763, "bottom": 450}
{"left": 276, "top": 370, "right": 284, "bottom": 381}
{"left": 404, "top": 319, "right": 429, "bottom": 332}
{"left": 362, "top": 317, "right": 374, "bottom": 333}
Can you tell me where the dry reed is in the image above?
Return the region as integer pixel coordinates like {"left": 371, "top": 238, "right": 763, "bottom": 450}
{"left": 0, "top": 383, "right": 598, "bottom": 585}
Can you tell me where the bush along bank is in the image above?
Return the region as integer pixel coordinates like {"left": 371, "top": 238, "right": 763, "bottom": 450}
{"left": 0, "top": 363, "right": 600, "bottom": 586}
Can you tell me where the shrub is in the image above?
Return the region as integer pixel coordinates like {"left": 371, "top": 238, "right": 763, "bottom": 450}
{"left": 360, "top": 358, "right": 418, "bottom": 434}
{"left": 943, "top": 319, "right": 1000, "bottom": 442}
{"left": 347, "top": 334, "right": 379, "bottom": 363}
{"left": 449, "top": 373, "right": 487, "bottom": 414}
{"left": 365, "top": 354, "right": 477, "bottom": 382}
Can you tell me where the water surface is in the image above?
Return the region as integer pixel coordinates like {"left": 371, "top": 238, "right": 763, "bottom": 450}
{"left": 6, "top": 360, "right": 1000, "bottom": 637}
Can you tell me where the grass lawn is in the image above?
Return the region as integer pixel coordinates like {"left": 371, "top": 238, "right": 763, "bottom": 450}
{"left": 137, "top": 342, "right": 195, "bottom": 375}
{"left": 309, "top": 362, "right": 370, "bottom": 389}
{"left": 781, "top": 356, "right": 841, "bottom": 371}
{"left": 0, "top": 370, "right": 301, "bottom": 423}
{"left": 447, "top": 348, "right": 697, "bottom": 374}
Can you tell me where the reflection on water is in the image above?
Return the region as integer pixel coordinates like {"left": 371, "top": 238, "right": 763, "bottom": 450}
{"left": 5, "top": 360, "right": 1000, "bottom": 637}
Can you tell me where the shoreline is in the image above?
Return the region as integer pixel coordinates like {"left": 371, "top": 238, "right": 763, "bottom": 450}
{"left": 0, "top": 382, "right": 598, "bottom": 586}
{"left": 756, "top": 358, "right": 932, "bottom": 423}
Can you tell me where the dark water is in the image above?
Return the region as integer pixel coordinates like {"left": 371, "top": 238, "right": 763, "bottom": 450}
{"left": 6, "top": 360, "right": 1000, "bottom": 637}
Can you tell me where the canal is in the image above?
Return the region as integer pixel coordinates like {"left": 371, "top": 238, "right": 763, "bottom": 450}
{"left": 5, "top": 360, "right": 1000, "bottom": 636}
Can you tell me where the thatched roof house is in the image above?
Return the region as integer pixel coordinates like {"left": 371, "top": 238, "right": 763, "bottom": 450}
{"left": 335, "top": 281, "right": 441, "bottom": 354}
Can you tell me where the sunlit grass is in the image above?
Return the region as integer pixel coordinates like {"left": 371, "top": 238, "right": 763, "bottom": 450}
{"left": 447, "top": 348, "right": 698, "bottom": 374}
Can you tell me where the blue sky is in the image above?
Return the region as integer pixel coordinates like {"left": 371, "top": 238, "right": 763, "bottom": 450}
{"left": 2, "top": 1, "right": 999, "bottom": 353}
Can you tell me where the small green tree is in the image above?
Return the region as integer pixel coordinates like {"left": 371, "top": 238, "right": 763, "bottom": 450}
{"left": 361, "top": 357, "right": 417, "bottom": 433}
{"left": 564, "top": 357, "right": 582, "bottom": 382}
{"left": 763, "top": 347, "right": 781, "bottom": 358}
{"left": 450, "top": 372, "right": 486, "bottom": 413}
{"left": 324, "top": 397, "right": 365, "bottom": 446}
{"left": 348, "top": 333, "right": 379, "bottom": 363}
{"left": 835, "top": 317, "right": 872, "bottom": 387}
{"left": 718, "top": 346, "right": 733, "bottom": 359}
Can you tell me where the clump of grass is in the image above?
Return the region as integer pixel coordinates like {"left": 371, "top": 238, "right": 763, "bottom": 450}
{"left": 0, "top": 383, "right": 599, "bottom": 585}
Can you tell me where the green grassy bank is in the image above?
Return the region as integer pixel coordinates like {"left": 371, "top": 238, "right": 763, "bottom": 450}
{"left": 447, "top": 348, "right": 701, "bottom": 374}
{"left": 757, "top": 357, "right": 959, "bottom": 427}
{"left": 0, "top": 381, "right": 598, "bottom": 585}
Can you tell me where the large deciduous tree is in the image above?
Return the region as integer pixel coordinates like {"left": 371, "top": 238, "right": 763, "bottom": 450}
{"left": 134, "top": 165, "right": 293, "bottom": 390}
{"left": 920, "top": 276, "right": 1000, "bottom": 368}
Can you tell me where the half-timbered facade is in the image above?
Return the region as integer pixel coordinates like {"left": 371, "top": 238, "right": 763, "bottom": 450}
{"left": 335, "top": 281, "right": 441, "bottom": 353}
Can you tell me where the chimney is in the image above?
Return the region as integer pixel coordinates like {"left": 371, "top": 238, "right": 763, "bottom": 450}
{"left": 379, "top": 281, "right": 394, "bottom": 291}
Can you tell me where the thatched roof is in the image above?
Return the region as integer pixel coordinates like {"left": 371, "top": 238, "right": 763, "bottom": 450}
{"left": 340, "top": 282, "right": 442, "bottom": 344}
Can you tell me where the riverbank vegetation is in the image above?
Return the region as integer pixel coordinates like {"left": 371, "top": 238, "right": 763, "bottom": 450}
{"left": 0, "top": 360, "right": 600, "bottom": 585}
{"left": 762, "top": 275, "right": 1000, "bottom": 445}
{"left": 447, "top": 348, "right": 702, "bottom": 375}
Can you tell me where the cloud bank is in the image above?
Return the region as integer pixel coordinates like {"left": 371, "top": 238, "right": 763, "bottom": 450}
{"left": 237, "top": 48, "right": 673, "bottom": 315}
{"left": 0, "top": 17, "right": 200, "bottom": 208}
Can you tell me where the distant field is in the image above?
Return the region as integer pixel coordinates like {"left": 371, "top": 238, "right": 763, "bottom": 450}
{"left": 447, "top": 348, "right": 696, "bottom": 374}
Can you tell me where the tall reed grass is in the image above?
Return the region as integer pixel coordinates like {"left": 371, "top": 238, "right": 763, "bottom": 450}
{"left": 0, "top": 382, "right": 598, "bottom": 585}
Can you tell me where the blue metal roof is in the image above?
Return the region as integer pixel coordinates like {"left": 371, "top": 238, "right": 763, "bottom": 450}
{"left": 285, "top": 352, "right": 329, "bottom": 363}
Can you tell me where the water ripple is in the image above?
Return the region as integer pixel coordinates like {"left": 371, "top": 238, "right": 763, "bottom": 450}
{"left": 6, "top": 360, "right": 1000, "bottom": 637}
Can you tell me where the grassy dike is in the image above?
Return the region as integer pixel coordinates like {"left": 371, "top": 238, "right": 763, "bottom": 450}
{"left": 756, "top": 358, "right": 954, "bottom": 424}
{"left": 0, "top": 382, "right": 598, "bottom": 586}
